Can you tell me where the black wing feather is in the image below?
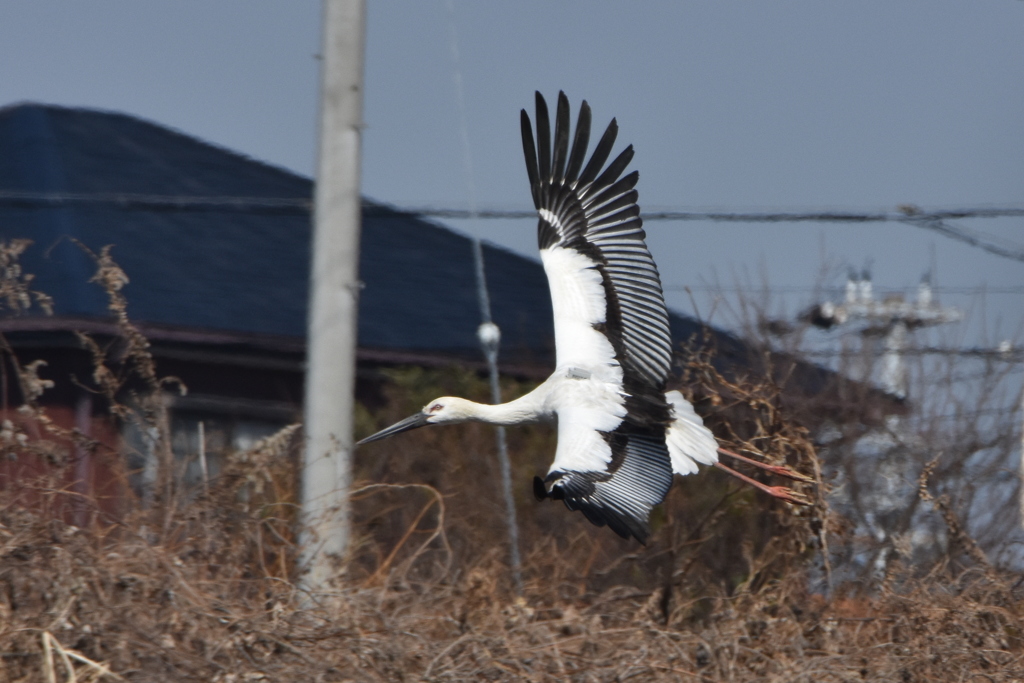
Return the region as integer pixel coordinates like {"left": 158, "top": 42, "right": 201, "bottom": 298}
{"left": 577, "top": 118, "right": 618, "bottom": 188}
{"left": 551, "top": 92, "right": 571, "bottom": 180}
{"left": 520, "top": 111, "right": 540, "bottom": 208}
{"left": 535, "top": 92, "right": 551, "bottom": 186}
{"left": 564, "top": 102, "right": 591, "bottom": 183}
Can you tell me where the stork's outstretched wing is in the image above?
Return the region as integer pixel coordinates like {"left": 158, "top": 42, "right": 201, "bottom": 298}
{"left": 523, "top": 92, "right": 676, "bottom": 543}
{"left": 521, "top": 91, "right": 671, "bottom": 389}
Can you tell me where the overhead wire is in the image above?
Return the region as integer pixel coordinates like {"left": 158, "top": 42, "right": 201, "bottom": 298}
{"left": 0, "top": 189, "right": 311, "bottom": 213}
{"left": 7, "top": 189, "right": 1022, "bottom": 261}
{"left": 398, "top": 205, "right": 1024, "bottom": 223}
{"left": 794, "top": 347, "right": 1024, "bottom": 362}
{"left": 4, "top": 190, "right": 1022, "bottom": 224}
{"left": 897, "top": 215, "right": 1024, "bottom": 263}
{"left": 663, "top": 285, "right": 1024, "bottom": 294}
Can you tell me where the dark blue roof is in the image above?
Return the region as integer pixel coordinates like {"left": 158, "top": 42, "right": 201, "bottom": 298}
{"left": 0, "top": 103, "right": 705, "bottom": 365}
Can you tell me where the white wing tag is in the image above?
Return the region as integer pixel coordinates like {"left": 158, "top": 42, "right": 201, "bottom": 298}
{"left": 566, "top": 367, "right": 592, "bottom": 380}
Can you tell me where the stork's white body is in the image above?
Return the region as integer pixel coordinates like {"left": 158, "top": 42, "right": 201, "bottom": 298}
{"left": 358, "top": 92, "right": 721, "bottom": 542}
{"left": 462, "top": 375, "right": 718, "bottom": 478}
{"left": 503, "top": 243, "right": 719, "bottom": 479}
{"left": 440, "top": 234, "right": 720, "bottom": 476}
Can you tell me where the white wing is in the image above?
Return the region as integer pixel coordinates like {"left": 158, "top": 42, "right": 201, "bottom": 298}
{"left": 540, "top": 245, "right": 619, "bottom": 377}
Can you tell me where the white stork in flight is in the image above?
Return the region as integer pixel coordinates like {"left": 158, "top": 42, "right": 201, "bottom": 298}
{"left": 359, "top": 92, "right": 809, "bottom": 543}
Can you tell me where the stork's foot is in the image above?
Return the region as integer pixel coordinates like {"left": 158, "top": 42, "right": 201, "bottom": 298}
{"left": 761, "top": 484, "right": 813, "bottom": 507}
{"left": 713, "top": 461, "right": 812, "bottom": 506}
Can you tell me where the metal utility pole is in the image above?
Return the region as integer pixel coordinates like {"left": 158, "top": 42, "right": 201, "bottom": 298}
{"left": 300, "top": 0, "right": 366, "bottom": 594}
{"left": 807, "top": 271, "right": 962, "bottom": 400}
{"left": 472, "top": 239, "right": 523, "bottom": 594}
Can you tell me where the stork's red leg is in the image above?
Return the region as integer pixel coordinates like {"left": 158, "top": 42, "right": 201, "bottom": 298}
{"left": 717, "top": 447, "right": 814, "bottom": 483}
{"left": 713, "top": 462, "right": 812, "bottom": 506}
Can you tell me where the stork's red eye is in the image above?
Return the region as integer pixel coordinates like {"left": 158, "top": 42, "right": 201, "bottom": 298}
{"left": 428, "top": 403, "right": 442, "bottom": 413}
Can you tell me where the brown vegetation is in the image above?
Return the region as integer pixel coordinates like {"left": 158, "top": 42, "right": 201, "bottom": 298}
{"left": 1, "top": 242, "right": 1023, "bottom": 681}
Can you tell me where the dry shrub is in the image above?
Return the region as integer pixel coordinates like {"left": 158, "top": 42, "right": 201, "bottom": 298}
{"left": 1, "top": 241, "right": 1023, "bottom": 681}
{"left": 5, "top": 476, "right": 1024, "bottom": 681}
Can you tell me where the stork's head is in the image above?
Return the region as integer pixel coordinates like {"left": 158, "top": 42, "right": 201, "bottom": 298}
{"left": 356, "top": 396, "right": 475, "bottom": 445}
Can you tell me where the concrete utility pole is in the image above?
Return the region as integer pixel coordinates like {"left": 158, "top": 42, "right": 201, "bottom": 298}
{"left": 300, "top": 0, "right": 367, "bottom": 593}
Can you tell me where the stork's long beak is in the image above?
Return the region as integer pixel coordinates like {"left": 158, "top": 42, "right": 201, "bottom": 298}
{"left": 356, "top": 412, "right": 430, "bottom": 445}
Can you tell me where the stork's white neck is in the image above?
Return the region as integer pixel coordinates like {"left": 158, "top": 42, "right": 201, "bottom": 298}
{"left": 441, "top": 386, "right": 549, "bottom": 426}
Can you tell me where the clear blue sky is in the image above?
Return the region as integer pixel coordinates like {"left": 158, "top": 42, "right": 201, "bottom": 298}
{"left": 1, "top": 1, "right": 1021, "bottom": 349}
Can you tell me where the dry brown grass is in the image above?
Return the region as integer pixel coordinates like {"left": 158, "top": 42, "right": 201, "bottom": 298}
{"left": 3, "top": 485, "right": 1024, "bottom": 682}
{"left": 1, "top": 241, "right": 1023, "bottom": 681}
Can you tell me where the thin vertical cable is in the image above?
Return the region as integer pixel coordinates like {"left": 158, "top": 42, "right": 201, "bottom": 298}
{"left": 473, "top": 238, "right": 523, "bottom": 594}
{"left": 1018, "top": 386, "right": 1024, "bottom": 532}
{"left": 446, "top": 0, "right": 522, "bottom": 593}
{"left": 445, "top": 0, "right": 477, "bottom": 217}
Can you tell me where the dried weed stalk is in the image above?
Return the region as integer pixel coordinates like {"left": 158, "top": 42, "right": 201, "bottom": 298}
{"left": 0, "top": 238, "right": 53, "bottom": 315}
